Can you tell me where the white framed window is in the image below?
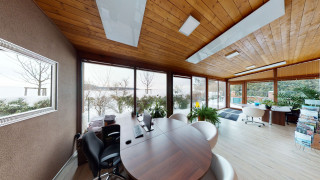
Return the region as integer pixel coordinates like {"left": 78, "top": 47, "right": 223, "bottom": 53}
{"left": 0, "top": 38, "right": 58, "bottom": 127}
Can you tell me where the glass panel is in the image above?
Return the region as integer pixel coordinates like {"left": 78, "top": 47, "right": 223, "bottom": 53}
{"left": 192, "top": 77, "right": 206, "bottom": 107}
{"left": 247, "top": 82, "right": 274, "bottom": 104}
{"left": 0, "top": 49, "right": 52, "bottom": 117}
{"left": 230, "top": 84, "right": 242, "bottom": 109}
{"left": 278, "top": 79, "right": 320, "bottom": 107}
{"left": 173, "top": 76, "right": 191, "bottom": 115}
{"left": 136, "top": 70, "right": 167, "bottom": 114}
{"left": 218, "top": 81, "right": 226, "bottom": 109}
{"left": 208, "top": 80, "right": 218, "bottom": 109}
{"left": 82, "top": 63, "right": 134, "bottom": 132}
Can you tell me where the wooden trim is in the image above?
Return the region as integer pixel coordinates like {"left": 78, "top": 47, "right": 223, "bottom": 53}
{"left": 243, "top": 82, "right": 247, "bottom": 104}
{"left": 277, "top": 74, "right": 320, "bottom": 81}
{"left": 226, "top": 80, "right": 230, "bottom": 108}
{"left": 206, "top": 77, "right": 209, "bottom": 107}
{"left": 274, "top": 69, "right": 278, "bottom": 103}
{"left": 167, "top": 71, "right": 173, "bottom": 117}
{"left": 134, "top": 67, "right": 137, "bottom": 115}
{"left": 76, "top": 53, "right": 82, "bottom": 133}
{"left": 79, "top": 51, "right": 226, "bottom": 81}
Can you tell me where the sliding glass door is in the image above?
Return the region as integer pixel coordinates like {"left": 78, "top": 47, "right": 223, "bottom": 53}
{"left": 208, "top": 80, "right": 218, "bottom": 109}
{"left": 230, "top": 84, "right": 243, "bottom": 109}
{"left": 173, "top": 76, "right": 191, "bottom": 115}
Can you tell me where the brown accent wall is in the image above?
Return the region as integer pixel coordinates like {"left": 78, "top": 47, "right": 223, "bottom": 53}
{"left": 0, "top": 0, "right": 77, "bottom": 179}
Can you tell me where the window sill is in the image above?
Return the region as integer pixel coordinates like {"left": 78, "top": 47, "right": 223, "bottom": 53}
{"left": 0, "top": 107, "right": 57, "bottom": 127}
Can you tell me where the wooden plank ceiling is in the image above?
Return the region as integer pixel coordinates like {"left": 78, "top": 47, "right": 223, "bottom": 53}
{"left": 33, "top": 0, "right": 320, "bottom": 79}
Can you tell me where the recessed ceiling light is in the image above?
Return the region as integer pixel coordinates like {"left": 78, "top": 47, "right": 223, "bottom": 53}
{"left": 225, "top": 51, "right": 240, "bottom": 59}
{"left": 186, "top": 0, "right": 285, "bottom": 64}
{"left": 246, "top": 65, "right": 256, "bottom": 69}
{"left": 235, "top": 61, "right": 286, "bottom": 76}
{"left": 179, "top": 15, "right": 200, "bottom": 36}
{"left": 96, "top": 0, "right": 147, "bottom": 47}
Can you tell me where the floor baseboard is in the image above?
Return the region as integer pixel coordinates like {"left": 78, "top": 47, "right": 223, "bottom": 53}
{"left": 53, "top": 151, "right": 78, "bottom": 180}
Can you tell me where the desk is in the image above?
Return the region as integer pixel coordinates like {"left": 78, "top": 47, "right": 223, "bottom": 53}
{"left": 241, "top": 104, "right": 291, "bottom": 126}
{"left": 117, "top": 117, "right": 212, "bottom": 180}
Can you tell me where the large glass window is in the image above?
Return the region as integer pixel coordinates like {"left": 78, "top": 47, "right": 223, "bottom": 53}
{"left": 230, "top": 84, "right": 243, "bottom": 109}
{"left": 278, "top": 79, "right": 320, "bottom": 106}
{"left": 208, "top": 80, "right": 218, "bottom": 109}
{"left": 0, "top": 40, "right": 57, "bottom": 126}
{"left": 247, "top": 82, "right": 274, "bottom": 104}
{"left": 218, "top": 81, "right": 226, "bottom": 109}
{"left": 173, "top": 76, "right": 191, "bottom": 115}
{"left": 192, "top": 77, "right": 206, "bottom": 107}
{"left": 82, "top": 63, "right": 134, "bottom": 131}
{"left": 136, "top": 70, "right": 167, "bottom": 114}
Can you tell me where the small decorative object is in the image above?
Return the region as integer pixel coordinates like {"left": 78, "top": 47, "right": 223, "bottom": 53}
{"left": 187, "top": 103, "right": 220, "bottom": 125}
{"left": 254, "top": 102, "right": 260, "bottom": 106}
{"left": 104, "top": 115, "right": 116, "bottom": 126}
{"left": 261, "top": 99, "right": 274, "bottom": 110}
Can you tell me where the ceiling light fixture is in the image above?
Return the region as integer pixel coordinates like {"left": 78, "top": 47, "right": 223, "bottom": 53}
{"left": 235, "top": 61, "right": 286, "bottom": 76}
{"left": 179, "top": 15, "right": 200, "bottom": 36}
{"left": 225, "top": 51, "right": 240, "bottom": 59}
{"left": 246, "top": 65, "right": 256, "bottom": 69}
{"left": 186, "top": 0, "right": 285, "bottom": 64}
{"left": 95, "top": 0, "right": 147, "bottom": 47}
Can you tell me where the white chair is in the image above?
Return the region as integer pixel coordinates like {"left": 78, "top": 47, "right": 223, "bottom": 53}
{"left": 169, "top": 113, "right": 188, "bottom": 124}
{"left": 242, "top": 107, "right": 265, "bottom": 127}
{"left": 202, "top": 153, "right": 238, "bottom": 180}
{"left": 190, "top": 121, "right": 218, "bottom": 149}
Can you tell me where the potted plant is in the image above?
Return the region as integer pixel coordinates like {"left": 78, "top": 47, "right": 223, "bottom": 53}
{"left": 187, "top": 102, "right": 220, "bottom": 125}
{"left": 261, "top": 99, "right": 274, "bottom": 109}
{"left": 149, "top": 96, "right": 166, "bottom": 118}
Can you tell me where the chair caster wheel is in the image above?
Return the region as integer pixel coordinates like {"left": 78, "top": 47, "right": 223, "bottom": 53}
{"left": 258, "top": 125, "right": 261, "bottom": 127}
{"left": 263, "top": 124, "right": 265, "bottom": 126}
{"left": 245, "top": 122, "right": 247, "bottom": 124}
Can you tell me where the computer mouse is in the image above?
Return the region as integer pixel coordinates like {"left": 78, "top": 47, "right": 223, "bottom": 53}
{"left": 125, "top": 140, "right": 131, "bottom": 145}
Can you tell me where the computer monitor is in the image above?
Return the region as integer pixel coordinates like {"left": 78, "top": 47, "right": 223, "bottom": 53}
{"left": 142, "top": 110, "right": 154, "bottom": 132}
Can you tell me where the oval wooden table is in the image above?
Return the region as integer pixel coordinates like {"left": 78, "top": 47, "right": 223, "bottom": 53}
{"left": 117, "top": 117, "right": 212, "bottom": 180}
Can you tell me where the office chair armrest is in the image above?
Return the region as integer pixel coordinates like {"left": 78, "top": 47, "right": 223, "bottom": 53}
{"left": 100, "top": 152, "right": 120, "bottom": 163}
{"left": 108, "top": 132, "right": 120, "bottom": 137}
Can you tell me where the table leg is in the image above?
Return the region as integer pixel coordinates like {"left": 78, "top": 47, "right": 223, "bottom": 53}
{"left": 269, "top": 111, "right": 272, "bottom": 125}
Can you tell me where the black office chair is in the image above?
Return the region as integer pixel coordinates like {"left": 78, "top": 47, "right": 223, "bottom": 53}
{"left": 82, "top": 128, "right": 125, "bottom": 180}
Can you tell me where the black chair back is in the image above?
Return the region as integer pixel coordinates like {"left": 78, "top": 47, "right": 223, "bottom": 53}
{"left": 82, "top": 131, "right": 104, "bottom": 177}
{"left": 102, "top": 124, "right": 120, "bottom": 147}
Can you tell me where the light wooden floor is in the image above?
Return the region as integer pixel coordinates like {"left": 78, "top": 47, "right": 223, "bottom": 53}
{"left": 64, "top": 114, "right": 320, "bottom": 180}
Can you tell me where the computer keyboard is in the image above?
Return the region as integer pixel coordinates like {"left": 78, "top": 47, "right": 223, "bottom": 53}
{"left": 133, "top": 125, "right": 143, "bottom": 138}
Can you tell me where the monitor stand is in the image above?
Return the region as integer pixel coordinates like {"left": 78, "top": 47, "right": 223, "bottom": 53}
{"left": 143, "top": 125, "right": 154, "bottom": 132}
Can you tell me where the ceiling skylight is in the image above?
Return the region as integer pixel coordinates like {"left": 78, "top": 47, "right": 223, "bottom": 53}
{"left": 96, "top": 0, "right": 147, "bottom": 47}
{"left": 235, "top": 61, "right": 286, "bottom": 76}
{"left": 179, "top": 15, "right": 200, "bottom": 36}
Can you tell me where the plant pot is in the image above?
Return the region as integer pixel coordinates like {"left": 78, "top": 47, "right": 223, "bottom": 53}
{"left": 265, "top": 105, "right": 271, "bottom": 110}
{"left": 198, "top": 116, "right": 205, "bottom": 121}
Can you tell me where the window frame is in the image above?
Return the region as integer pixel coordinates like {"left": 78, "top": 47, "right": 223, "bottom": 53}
{"left": 0, "top": 38, "right": 58, "bottom": 127}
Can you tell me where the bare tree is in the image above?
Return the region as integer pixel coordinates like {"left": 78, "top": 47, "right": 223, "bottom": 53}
{"left": 17, "top": 55, "right": 51, "bottom": 96}
{"left": 139, "top": 71, "right": 154, "bottom": 94}
{"left": 110, "top": 78, "right": 133, "bottom": 113}
{"left": 90, "top": 70, "right": 112, "bottom": 116}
